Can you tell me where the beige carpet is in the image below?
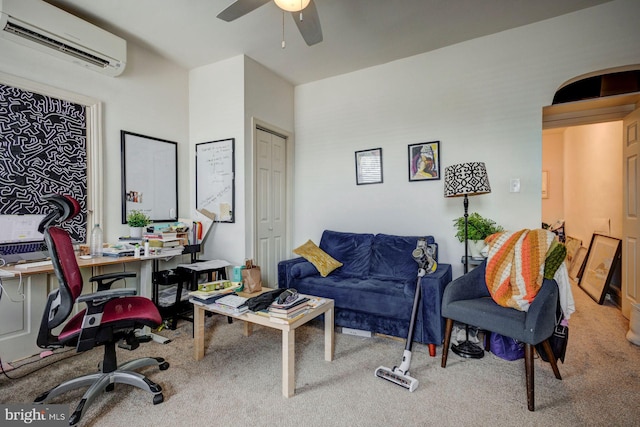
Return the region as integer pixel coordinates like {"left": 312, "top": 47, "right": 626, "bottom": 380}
{"left": 2, "top": 281, "right": 639, "bottom": 427}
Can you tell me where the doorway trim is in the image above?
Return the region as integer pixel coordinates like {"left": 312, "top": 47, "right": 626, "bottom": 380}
{"left": 542, "top": 66, "right": 640, "bottom": 319}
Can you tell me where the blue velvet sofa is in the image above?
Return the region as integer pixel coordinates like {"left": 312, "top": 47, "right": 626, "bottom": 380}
{"left": 277, "top": 230, "right": 452, "bottom": 355}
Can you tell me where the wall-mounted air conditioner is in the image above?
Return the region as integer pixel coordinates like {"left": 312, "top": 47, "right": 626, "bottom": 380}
{"left": 0, "top": 0, "right": 126, "bottom": 76}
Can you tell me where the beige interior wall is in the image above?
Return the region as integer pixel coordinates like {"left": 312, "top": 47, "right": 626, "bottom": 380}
{"left": 542, "top": 129, "right": 565, "bottom": 226}
{"left": 543, "top": 121, "right": 623, "bottom": 247}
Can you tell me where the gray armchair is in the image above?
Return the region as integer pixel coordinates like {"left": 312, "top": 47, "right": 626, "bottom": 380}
{"left": 441, "top": 260, "right": 562, "bottom": 411}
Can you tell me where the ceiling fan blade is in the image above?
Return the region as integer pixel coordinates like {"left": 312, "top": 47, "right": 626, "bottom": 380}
{"left": 292, "top": 0, "right": 323, "bottom": 46}
{"left": 217, "top": 0, "right": 271, "bottom": 22}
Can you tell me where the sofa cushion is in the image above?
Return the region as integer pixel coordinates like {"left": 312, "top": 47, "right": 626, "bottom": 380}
{"left": 293, "top": 240, "right": 343, "bottom": 277}
{"left": 292, "top": 274, "right": 415, "bottom": 321}
{"left": 369, "top": 234, "right": 435, "bottom": 281}
{"left": 319, "top": 230, "right": 374, "bottom": 278}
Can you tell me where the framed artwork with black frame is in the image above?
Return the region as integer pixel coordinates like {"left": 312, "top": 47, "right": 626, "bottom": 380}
{"left": 121, "top": 131, "right": 178, "bottom": 224}
{"left": 355, "top": 148, "right": 383, "bottom": 185}
{"left": 578, "top": 233, "right": 622, "bottom": 304}
{"left": 408, "top": 141, "right": 440, "bottom": 181}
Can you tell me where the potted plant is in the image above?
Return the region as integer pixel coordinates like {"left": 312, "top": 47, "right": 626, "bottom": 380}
{"left": 126, "top": 209, "right": 151, "bottom": 238}
{"left": 453, "top": 212, "right": 504, "bottom": 258}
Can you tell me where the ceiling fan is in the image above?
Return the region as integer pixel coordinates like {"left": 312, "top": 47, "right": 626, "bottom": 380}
{"left": 217, "top": 0, "right": 323, "bottom": 46}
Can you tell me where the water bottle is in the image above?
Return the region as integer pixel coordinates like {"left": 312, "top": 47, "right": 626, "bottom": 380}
{"left": 90, "top": 224, "right": 103, "bottom": 258}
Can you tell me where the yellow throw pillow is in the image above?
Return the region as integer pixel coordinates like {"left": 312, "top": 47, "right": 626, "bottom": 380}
{"left": 293, "top": 240, "right": 343, "bottom": 277}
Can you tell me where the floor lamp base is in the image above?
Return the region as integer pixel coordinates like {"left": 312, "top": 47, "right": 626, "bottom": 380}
{"left": 452, "top": 340, "right": 485, "bottom": 359}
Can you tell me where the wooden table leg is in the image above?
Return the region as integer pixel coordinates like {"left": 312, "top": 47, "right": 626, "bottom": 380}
{"left": 243, "top": 321, "right": 253, "bottom": 337}
{"left": 324, "top": 306, "right": 334, "bottom": 361}
{"left": 282, "top": 328, "right": 295, "bottom": 397}
{"left": 194, "top": 305, "right": 205, "bottom": 361}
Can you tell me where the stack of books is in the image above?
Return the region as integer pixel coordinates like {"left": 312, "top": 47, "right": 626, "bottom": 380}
{"left": 145, "top": 232, "right": 185, "bottom": 255}
{"left": 209, "top": 294, "right": 249, "bottom": 315}
{"left": 188, "top": 283, "right": 241, "bottom": 305}
{"left": 268, "top": 295, "right": 310, "bottom": 319}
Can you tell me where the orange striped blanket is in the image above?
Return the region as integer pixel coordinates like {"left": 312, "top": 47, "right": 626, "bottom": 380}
{"left": 485, "top": 229, "right": 557, "bottom": 311}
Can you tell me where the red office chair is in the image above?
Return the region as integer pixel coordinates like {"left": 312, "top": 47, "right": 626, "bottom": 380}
{"left": 33, "top": 194, "right": 169, "bottom": 425}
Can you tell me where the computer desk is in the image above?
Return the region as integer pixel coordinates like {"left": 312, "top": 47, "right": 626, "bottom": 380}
{"left": 0, "top": 253, "right": 183, "bottom": 363}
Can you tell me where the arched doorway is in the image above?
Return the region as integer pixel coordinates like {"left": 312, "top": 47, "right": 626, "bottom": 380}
{"left": 542, "top": 65, "right": 640, "bottom": 319}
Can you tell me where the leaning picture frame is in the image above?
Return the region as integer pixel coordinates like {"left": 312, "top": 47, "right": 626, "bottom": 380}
{"left": 408, "top": 141, "right": 440, "bottom": 181}
{"left": 355, "top": 148, "right": 383, "bottom": 185}
{"left": 578, "top": 233, "right": 622, "bottom": 304}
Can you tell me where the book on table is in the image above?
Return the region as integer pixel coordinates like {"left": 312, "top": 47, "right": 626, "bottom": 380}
{"left": 212, "top": 294, "right": 249, "bottom": 314}
{"left": 268, "top": 296, "right": 310, "bottom": 314}
{"left": 268, "top": 304, "right": 309, "bottom": 319}
{"left": 215, "top": 294, "right": 248, "bottom": 308}
{"left": 188, "top": 283, "right": 241, "bottom": 303}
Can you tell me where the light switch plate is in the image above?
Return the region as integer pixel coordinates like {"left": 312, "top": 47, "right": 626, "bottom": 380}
{"left": 510, "top": 178, "right": 520, "bottom": 193}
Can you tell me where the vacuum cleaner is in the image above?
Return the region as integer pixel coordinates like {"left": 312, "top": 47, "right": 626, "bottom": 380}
{"left": 374, "top": 238, "right": 437, "bottom": 392}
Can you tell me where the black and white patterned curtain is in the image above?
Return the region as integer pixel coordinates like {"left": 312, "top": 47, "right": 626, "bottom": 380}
{"left": 0, "top": 83, "right": 87, "bottom": 242}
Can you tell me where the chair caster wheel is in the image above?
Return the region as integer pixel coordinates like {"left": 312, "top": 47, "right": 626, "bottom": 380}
{"left": 153, "top": 393, "right": 164, "bottom": 405}
{"left": 159, "top": 361, "right": 170, "bottom": 370}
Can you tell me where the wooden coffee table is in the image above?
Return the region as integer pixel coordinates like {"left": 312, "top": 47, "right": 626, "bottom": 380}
{"left": 192, "top": 288, "right": 334, "bottom": 397}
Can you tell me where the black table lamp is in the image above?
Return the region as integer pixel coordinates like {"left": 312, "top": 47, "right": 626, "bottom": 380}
{"left": 444, "top": 162, "right": 491, "bottom": 358}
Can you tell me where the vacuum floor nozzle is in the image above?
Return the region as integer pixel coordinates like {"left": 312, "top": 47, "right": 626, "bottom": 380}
{"left": 374, "top": 366, "right": 418, "bottom": 392}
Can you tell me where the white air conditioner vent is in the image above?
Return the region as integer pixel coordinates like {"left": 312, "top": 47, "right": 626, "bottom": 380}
{"left": 0, "top": 0, "right": 126, "bottom": 76}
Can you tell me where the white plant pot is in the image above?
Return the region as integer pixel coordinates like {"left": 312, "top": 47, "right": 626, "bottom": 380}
{"left": 468, "top": 240, "right": 487, "bottom": 259}
{"left": 129, "top": 226, "right": 143, "bottom": 238}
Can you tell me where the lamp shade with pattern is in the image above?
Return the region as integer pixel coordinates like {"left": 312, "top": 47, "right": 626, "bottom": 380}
{"left": 444, "top": 162, "right": 491, "bottom": 197}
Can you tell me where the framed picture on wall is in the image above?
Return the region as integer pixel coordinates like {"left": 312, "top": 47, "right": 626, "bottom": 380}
{"left": 408, "top": 141, "right": 440, "bottom": 181}
{"left": 355, "top": 148, "right": 383, "bottom": 185}
{"left": 578, "top": 233, "right": 622, "bottom": 304}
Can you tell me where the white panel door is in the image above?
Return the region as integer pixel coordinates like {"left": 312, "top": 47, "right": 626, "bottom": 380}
{"left": 256, "top": 129, "right": 287, "bottom": 287}
{"left": 622, "top": 107, "right": 640, "bottom": 319}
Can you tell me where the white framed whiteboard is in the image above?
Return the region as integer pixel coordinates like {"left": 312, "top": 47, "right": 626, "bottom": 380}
{"left": 195, "top": 138, "right": 235, "bottom": 223}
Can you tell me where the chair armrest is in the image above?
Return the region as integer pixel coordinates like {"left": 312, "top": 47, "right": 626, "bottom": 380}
{"left": 90, "top": 271, "right": 137, "bottom": 291}
{"left": 442, "top": 261, "right": 490, "bottom": 305}
{"left": 77, "top": 288, "right": 137, "bottom": 307}
{"left": 524, "top": 278, "right": 559, "bottom": 344}
{"left": 290, "top": 261, "right": 318, "bottom": 279}
{"left": 277, "top": 257, "right": 308, "bottom": 289}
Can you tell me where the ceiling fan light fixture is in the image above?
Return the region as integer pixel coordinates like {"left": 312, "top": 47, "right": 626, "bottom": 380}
{"left": 274, "top": 0, "right": 311, "bottom": 12}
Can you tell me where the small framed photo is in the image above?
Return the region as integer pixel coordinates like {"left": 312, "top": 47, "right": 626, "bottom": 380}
{"left": 578, "top": 233, "right": 622, "bottom": 304}
{"left": 408, "top": 141, "right": 440, "bottom": 181}
{"left": 355, "top": 148, "right": 383, "bottom": 185}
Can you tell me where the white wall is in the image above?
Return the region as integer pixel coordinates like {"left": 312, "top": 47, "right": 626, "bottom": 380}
{"left": 0, "top": 38, "right": 189, "bottom": 244}
{"left": 189, "top": 55, "right": 294, "bottom": 265}
{"left": 293, "top": 0, "right": 640, "bottom": 278}
{"left": 189, "top": 56, "right": 245, "bottom": 263}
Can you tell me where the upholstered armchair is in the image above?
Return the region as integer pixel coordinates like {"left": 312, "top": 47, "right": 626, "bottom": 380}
{"left": 440, "top": 260, "right": 562, "bottom": 411}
